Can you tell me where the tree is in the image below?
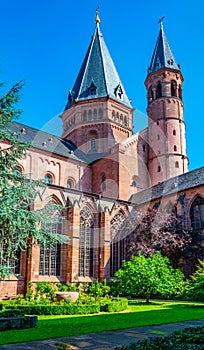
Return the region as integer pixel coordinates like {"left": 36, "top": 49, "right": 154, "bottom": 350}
{"left": 186, "top": 260, "right": 204, "bottom": 301}
{"left": 0, "top": 81, "right": 68, "bottom": 279}
{"left": 127, "top": 208, "right": 191, "bottom": 268}
{"left": 115, "top": 252, "right": 184, "bottom": 302}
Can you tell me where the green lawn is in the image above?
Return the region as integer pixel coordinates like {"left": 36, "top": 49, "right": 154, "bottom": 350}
{"left": 1, "top": 300, "right": 204, "bottom": 345}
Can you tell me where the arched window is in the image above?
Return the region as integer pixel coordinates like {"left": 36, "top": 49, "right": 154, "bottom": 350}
{"left": 79, "top": 208, "right": 94, "bottom": 277}
{"left": 93, "top": 109, "right": 97, "bottom": 120}
{"left": 158, "top": 165, "right": 161, "bottom": 172}
{"left": 112, "top": 110, "right": 115, "bottom": 120}
{"left": 178, "top": 85, "right": 182, "bottom": 100}
{"left": 156, "top": 82, "right": 162, "bottom": 98}
{"left": 101, "top": 174, "right": 106, "bottom": 192}
{"left": 174, "top": 145, "right": 177, "bottom": 152}
{"left": 148, "top": 87, "right": 154, "bottom": 102}
{"left": 110, "top": 211, "right": 128, "bottom": 277}
{"left": 88, "top": 110, "right": 92, "bottom": 121}
{"left": 120, "top": 114, "right": 123, "bottom": 124}
{"left": 98, "top": 109, "right": 103, "bottom": 119}
{"left": 124, "top": 115, "right": 128, "bottom": 127}
{"left": 82, "top": 111, "right": 87, "bottom": 122}
{"left": 175, "top": 161, "right": 179, "bottom": 168}
{"left": 67, "top": 179, "right": 75, "bottom": 189}
{"left": 143, "top": 144, "right": 146, "bottom": 152}
{"left": 116, "top": 112, "right": 119, "bottom": 122}
{"left": 171, "top": 80, "right": 177, "bottom": 97}
{"left": 39, "top": 202, "right": 62, "bottom": 276}
{"left": 173, "top": 129, "right": 176, "bottom": 136}
{"left": 190, "top": 197, "right": 204, "bottom": 230}
{"left": 44, "top": 173, "right": 54, "bottom": 184}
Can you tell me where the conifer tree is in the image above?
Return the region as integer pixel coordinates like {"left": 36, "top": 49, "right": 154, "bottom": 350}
{"left": 0, "top": 81, "right": 68, "bottom": 279}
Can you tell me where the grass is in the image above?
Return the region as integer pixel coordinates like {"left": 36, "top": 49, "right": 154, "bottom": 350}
{"left": 1, "top": 300, "right": 204, "bottom": 345}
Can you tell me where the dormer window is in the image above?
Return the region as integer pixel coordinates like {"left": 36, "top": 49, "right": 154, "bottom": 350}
{"left": 89, "top": 81, "right": 97, "bottom": 96}
{"left": 114, "top": 83, "right": 123, "bottom": 100}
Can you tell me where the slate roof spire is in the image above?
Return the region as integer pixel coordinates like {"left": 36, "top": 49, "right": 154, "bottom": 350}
{"left": 65, "top": 9, "right": 132, "bottom": 110}
{"left": 147, "top": 18, "right": 180, "bottom": 75}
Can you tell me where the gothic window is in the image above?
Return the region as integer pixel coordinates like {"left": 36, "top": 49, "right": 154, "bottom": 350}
{"left": 44, "top": 173, "right": 54, "bottom": 184}
{"left": 190, "top": 197, "right": 204, "bottom": 230}
{"left": 101, "top": 174, "right": 106, "bottom": 192}
{"left": 175, "top": 161, "right": 179, "bottom": 168}
{"left": 171, "top": 80, "right": 177, "bottom": 97}
{"left": 156, "top": 82, "right": 162, "bottom": 98}
{"left": 79, "top": 208, "right": 94, "bottom": 277}
{"left": 116, "top": 112, "right": 119, "bottom": 122}
{"left": 82, "top": 111, "right": 87, "bottom": 122}
{"left": 120, "top": 114, "right": 123, "bottom": 124}
{"left": 88, "top": 110, "right": 92, "bottom": 121}
{"left": 39, "top": 202, "right": 62, "bottom": 276}
{"left": 110, "top": 211, "right": 128, "bottom": 277}
{"left": 98, "top": 109, "right": 103, "bottom": 119}
{"left": 87, "top": 130, "right": 97, "bottom": 153}
{"left": 174, "top": 145, "right": 177, "bottom": 152}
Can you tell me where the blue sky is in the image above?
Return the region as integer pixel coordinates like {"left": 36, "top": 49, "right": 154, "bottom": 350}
{"left": 0, "top": 0, "right": 203, "bottom": 171}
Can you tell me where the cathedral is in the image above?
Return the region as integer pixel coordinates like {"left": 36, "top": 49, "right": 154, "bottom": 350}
{"left": 1, "top": 11, "right": 204, "bottom": 298}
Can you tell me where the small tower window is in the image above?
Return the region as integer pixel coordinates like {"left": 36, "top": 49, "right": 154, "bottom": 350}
{"left": 178, "top": 85, "right": 182, "bottom": 100}
{"left": 174, "top": 145, "right": 177, "bottom": 152}
{"left": 93, "top": 109, "right": 97, "bottom": 120}
{"left": 143, "top": 144, "right": 146, "bottom": 152}
{"left": 101, "top": 174, "right": 106, "bottom": 192}
{"left": 98, "top": 109, "right": 103, "bottom": 119}
{"left": 124, "top": 115, "right": 128, "bottom": 127}
{"left": 82, "top": 111, "right": 87, "bottom": 122}
{"left": 88, "top": 110, "right": 92, "bottom": 121}
{"left": 120, "top": 114, "right": 123, "bottom": 124}
{"left": 112, "top": 111, "right": 115, "bottom": 120}
{"left": 116, "top": 112, "right": 119, "bottom": 122}
{"left": 157, "top": 165, "right": 161, "bottom": 172}
{"left": 156, "top": 82, "right": 162, "bottom": 98}
{"left": 175, "top": 161, "right": 179, "bottom": 168}
{"left": 89, "top": 81, "right": 97, "bottom": 96}
{"left": 157, "top": 121, "right": 160, "bottom": 126}
{"left": 171, "top": 80, "right": 177, "bottom": 97}
{"left": 44, "top": 173, "right": 53, "bottom": 184}
{"left": 114, "top": 83, "right": 123, "bottom": 100}
{"left": 173, "top": 129, "right": 176, "bottom": 136}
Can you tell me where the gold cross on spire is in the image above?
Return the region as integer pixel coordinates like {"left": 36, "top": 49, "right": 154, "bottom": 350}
{"left": 158, "top": 16, "right": 165, "bottom": 28}
{"left": 95, "top": 5, "right": 100, "bottom": 24}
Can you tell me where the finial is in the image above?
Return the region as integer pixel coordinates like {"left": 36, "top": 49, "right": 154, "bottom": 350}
{"left": 95, "top": 5, "right": 100, "bottom": 24}
{"left": 158, "top": 16, "right": 165, "bottom": 28}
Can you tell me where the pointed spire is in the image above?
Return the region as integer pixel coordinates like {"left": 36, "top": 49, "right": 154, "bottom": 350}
{"left": 147, "top": 19, "right": 180, "bottom": 75}
{"left": 65, "top": 11, "right": 132, "bottom": 110}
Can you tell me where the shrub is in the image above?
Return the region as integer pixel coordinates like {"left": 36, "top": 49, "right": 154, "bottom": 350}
{"left": 115, "top": 326, "right": 204, "bottom": 349}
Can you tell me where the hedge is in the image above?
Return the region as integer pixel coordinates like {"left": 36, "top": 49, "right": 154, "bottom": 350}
{"left": 101, "top": 298, "right": 128, "bottom": 312}
{"left": 1, "top": 303, "right": 100, "bottom": 315}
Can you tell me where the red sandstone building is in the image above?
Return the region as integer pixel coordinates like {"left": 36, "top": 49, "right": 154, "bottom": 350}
{"left": 1, "top": 12, "right": 203, "bottom": 298}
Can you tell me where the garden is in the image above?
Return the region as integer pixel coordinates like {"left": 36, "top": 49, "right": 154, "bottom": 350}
{"left": 1, "top": 252, "right": 204, "bottom": 348}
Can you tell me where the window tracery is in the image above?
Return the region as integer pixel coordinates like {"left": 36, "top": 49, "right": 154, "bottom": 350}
{"left": 79, "top": 208, "right": 94, "bottom": 277}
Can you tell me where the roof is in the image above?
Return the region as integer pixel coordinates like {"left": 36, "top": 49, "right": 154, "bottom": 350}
{"left": 9, "top": 122, "right": 88, "bottom": 163}
{"left": 65, "top": 22, "right": 132, "bottom": 110}
{"left": 130, "top": 167, "right": 204, "bottom": 205}
{"left": 147, "top": 24, "right": 180, "bottom": 75}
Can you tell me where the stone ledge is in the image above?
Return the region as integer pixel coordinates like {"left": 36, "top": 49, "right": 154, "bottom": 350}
{"left": 0, "top": 315, "right": 38, "bottom": 331}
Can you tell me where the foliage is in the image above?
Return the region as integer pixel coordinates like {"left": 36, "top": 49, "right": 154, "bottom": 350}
{"left": 185, "top": 260, "right": 204, "bottom": 301}
{"left": 0, "top": 81, "right": 68, "bottom": 279}
{"left": 86, "top": 280, "right": 110, "bottom": 298}
{"left": 115, "top": 252, "right": 184, "bottom": 302}
{"left": 127, "top": 208, "right": 191, "bottom": 268}
{"left": 115, "top": 326, "right": 204, "bottom": 350}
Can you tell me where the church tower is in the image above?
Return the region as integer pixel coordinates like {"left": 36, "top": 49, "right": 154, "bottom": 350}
{"left": 61, "top": 10, "right": 133, "bottom": 154}
{"left": 145, "top": 19, "right": 188, "bottom": 186}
